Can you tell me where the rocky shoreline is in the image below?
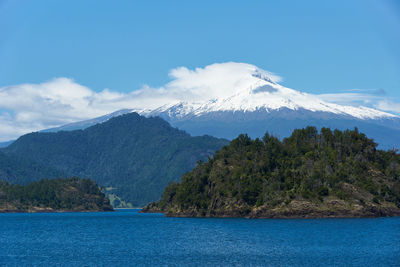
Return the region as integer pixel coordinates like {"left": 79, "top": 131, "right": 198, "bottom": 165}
{"left": 141, "top": 199, "right": 400, "bottom": 219}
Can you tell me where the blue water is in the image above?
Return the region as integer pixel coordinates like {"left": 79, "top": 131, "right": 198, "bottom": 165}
{"left": 0, "top": 210, "right": 399, "bottom": 266}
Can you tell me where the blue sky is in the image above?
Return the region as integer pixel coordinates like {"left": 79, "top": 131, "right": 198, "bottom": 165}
{"left": 0, "top": 0, "right": 400, "bottom": 140}
{"left": 1, "top": 0, "right": 399, "bottom": 94}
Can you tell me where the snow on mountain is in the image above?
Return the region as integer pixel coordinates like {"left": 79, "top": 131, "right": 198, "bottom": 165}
{"left": 7, "top": 62, "right": 396, "bottom": 148}
{"left": 123, "top": 63, "right": 399, "bottom": 149}
{"left": 132, "top": 64, "right": 396, "bottom": 121}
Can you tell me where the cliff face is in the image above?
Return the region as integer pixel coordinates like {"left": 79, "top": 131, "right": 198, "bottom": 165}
{"left": 142, "top": 127, "right": 400, "bottom": 218}
{"left": 0, "top": 178, "right": 113, "bottom": 212}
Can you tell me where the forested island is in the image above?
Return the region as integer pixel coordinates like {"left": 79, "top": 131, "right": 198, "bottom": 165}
{"left": 142, "top": 127, "right": 400, "bottom": 218}
{"left": 0, "top": 178, "right": 113, "bottom": 212}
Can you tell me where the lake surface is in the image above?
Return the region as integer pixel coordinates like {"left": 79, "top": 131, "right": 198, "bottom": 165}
{"left": 0, "top": 209, "right": 399, "bottom": 266}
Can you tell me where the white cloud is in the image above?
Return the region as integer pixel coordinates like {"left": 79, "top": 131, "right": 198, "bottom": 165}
{"left": 318, "top": 90, "right": 400, "bottom": 115}
{"left": 318, "top": 92, "right": 378, "bottom": 106}
{"left": 0, "top": 62, "right": 398, "bottom": 142}
{"left": 375, "top": 99, "right": 400, "bottom": 114}
{"left": 166, "top": 62, "right": 282, "bottom": 100}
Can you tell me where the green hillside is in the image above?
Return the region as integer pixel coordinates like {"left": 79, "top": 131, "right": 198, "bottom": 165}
{"left": 0, "top": 150, "right": 65, "bottom": 184}
{"left": 3, "top": 113, "right": 228, "bottom": 207}
{"left": 0, "top": 178, "right": 113, "bottom": 212}
{"left": 143, "top": 127, "right": 400, "bottom": 218}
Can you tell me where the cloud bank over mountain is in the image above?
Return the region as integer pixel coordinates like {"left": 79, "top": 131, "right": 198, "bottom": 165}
{"left": 0, "top": 62, "right": 398, "bottom": 141}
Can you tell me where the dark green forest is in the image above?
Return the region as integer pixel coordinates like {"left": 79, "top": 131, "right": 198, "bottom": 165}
{"left": 0, "top": 150, "right": 65, "bottom": 184}
{"left": 2, "top": 113, "right": 228, "bottom": 207}
{"left": 0, "top": 177, "right": 113, "bottom": 212}
{"left": 147, "top": 127, "right": 400, "bottom": 218}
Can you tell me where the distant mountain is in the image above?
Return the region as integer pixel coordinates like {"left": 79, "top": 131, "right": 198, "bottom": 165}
{"left": 41, "top": 109, "right": 133, "bottom": 133}
{"left": 143, "top": 127, "right": 400, "bottom": 218}
{"left": 2, "top": 113, "right": 228, "bottom": 207}
{"left": 156, "top": 108, "right": 400, "bottom": 150}
{"left": 0, "top": 140, "right": 15, "bottom": 148}
{"left": 130, "top": 65, "right": 399, "bottom": 149}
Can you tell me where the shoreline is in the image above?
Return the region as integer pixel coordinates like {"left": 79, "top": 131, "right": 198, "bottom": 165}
{"left": 141, "top": 205, "right": 400, "bottom": 219}
{"left": 141, "top": 211, "right": 400, "bottom": 219}
{"left": 0, "top": 208, "right": 114, "bottom": 213}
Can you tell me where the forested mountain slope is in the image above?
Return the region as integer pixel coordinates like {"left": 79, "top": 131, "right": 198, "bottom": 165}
{"left": 3, "top": 113, "right": 228, "bottom": 207}
{"left": 0, "top": 150, "right": 65, "bottom": 184}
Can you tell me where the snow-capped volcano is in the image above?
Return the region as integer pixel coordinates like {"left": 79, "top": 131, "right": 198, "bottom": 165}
{"left": 35, "top": 62, "right": 400, "bottom": 149}
{"left": 133, "top": 63, "right": 395, "bottom": 121}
